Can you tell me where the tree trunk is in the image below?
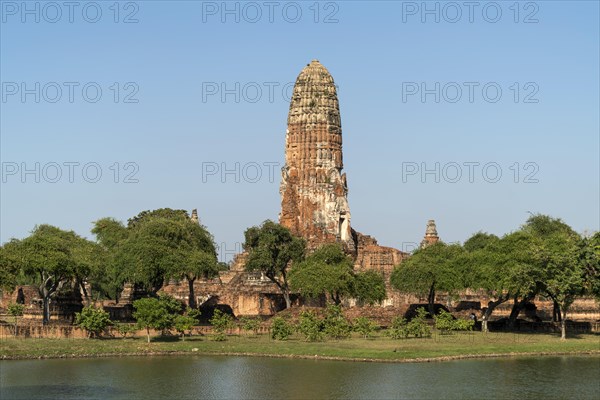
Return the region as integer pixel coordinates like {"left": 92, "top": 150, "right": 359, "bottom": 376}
{"left": 283, "top": 290, "right": 291, "bottom": 309}
{"left": 508, "top": 295, "right": 531, "bottom": 330}
{"left": 553, "top": 300, "right": 561, "bottom": 322}
{"left": 427, "top": 284, "right": 436, "bottom": 317}
{"left": 146, "top": 328, "right": 151, "bottom": 343}
{"left": 482, "top": 296, "right": 509, "bottom": 333}
{"left": 42, "top": 296, "right": 51, "bottom": 325}
{"left": 187, "top": 278, "right": 196, "bottom": 309}
{"left": 560, "top": 308, "right": 567, "bottom": 340}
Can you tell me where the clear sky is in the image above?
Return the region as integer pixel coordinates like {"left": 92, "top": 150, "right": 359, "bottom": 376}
{"left": 1, "top": 0, "right": 599, "bottom": 262}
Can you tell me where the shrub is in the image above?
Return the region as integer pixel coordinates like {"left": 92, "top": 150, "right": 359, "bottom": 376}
{"left": 239, "top": 317, "right": 261, "bottom": 336}
{"left": 7, "top": 303, "right": 24, "bottom": 336}
{"left": 174, "top": 314, "right": 197, "bottom": 341}
{"left": 353, "top": 316, "right": 378, "bottom": 339}
{"left": 210, "top": 309, "right": 234, "bottom": 341}
{"left": 406, "top": 307, "right": 431, "bottom": 338}
{"left": 387, "top": 316, "right": 409, "bottom": 339}
{"left": 75, "top": 305, "right": 112, "bottom": 338}
{"left": 297, "top": 311, "right": 324, "bottom": 342}
{"left": 271, "top": 316, "right": 294, "bottom": 340}
{"left": 323, "top": 305, "right": 351, "bottom": 340}
{"left": 434, "top": 309, "right": 455, "bottom": 334}
{"left": 434, "top": 310, "right": 474, "bottom": 333}
{"left": 114, "top": 323, "right": 136, "bottom": 339}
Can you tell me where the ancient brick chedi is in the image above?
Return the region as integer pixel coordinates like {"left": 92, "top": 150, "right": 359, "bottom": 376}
{"left": 280, "top": 60, "right": 353, "bottom": 250}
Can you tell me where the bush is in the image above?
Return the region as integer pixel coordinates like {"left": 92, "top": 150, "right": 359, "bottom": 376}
{"left": 239, "top": 317, "right": 261, "bottom": 336}
{"left": 387, "top": 316, "right": 409, "bottom": 339}
{"left": 174, "top": 314, "right": 197, "bottom": 341}
{"left": 114, "top": 323, "right": 136, "bottom": 339}
{"left": 210, "top": 309, "right": 234, "bottom": 341}
{"left": 434, "top": 309, "right": 455, "bottom": 334}
{"left": 434, "top": 310, "right": 474, "bottom": 333}
{"left": 7, "top": 303, "right": 24, "bottom": 336}
{"left": 353, "top": 316, "right": 378, "bottom": 339}
{"left": 406, "top": 307, "right": 431, "bottom": 338}
{"left": 323, "top": 305, "right": 351, "bottom": 340}
{"left": 453, "top": 318, "right": 475, "bottom": 331}
{"left": 297, "top": 311, "right": 324, "bottom": 342}
{"left": 75, "top": 305, "right": 112, "bottom": 338}
{"left": 271, "top": 316, "right": 294, "bottom": 340}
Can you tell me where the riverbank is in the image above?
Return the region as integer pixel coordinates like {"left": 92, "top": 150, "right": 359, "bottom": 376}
{"left": 2, "top": 332, "right": 599, "bottom": 363}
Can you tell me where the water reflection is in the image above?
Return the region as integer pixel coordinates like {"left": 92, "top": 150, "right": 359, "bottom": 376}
{"left": 1, "top": 355, "right": 599, "bottom": 399}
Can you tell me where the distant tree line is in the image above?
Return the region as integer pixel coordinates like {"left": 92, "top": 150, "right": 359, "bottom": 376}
{"left": 1, "top": 209, "right": 598, "bottom": 341}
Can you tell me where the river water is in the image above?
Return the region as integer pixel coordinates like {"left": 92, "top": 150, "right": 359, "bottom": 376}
{"left": 1, "top": 355, "right": 599, "bottom": 399}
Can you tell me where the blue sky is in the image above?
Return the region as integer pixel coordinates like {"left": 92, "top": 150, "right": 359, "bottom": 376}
{"left": 1, "top": 0, "right": 599, "bottom": 262}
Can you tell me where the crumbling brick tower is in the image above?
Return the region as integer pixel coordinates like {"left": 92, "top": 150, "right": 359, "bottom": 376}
{"left": 279, "top": 60, "right": 354, "bottom": 251}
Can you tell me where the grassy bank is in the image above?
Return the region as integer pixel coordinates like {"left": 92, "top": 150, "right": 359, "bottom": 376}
{"left": 2, "top": 331, "right": 599, "bottom": 362}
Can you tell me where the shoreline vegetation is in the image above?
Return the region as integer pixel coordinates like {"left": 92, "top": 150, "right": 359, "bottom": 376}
{"left": 2, "top": 332, "right": 599, "bottom": 363}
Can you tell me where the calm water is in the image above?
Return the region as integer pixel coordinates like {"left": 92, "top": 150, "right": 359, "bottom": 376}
{"left": 1, "top": 355, "right": 599, "bottom": 399}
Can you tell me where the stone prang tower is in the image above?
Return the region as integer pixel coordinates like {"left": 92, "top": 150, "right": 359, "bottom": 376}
{"left": 279, "top": 60, "right": 353, "bottom": 250}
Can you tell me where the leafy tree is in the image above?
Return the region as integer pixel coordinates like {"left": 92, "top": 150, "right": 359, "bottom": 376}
{"left": 289, "top": 243, "right": 354, "bottom": 305}
{"left": 391, "top": 242, "right": 466, "bottom": 317}
{"left": 127, "top": 208, "right": 190, "bottom": 228}
{"left": 91, "top": 218, "right": 129, "bottom": 302}
{"left": 270, "top": 316, "right": 294, "bottom": 340}
{"left": 322, "top": 304, "right": 351, "bottom": 340}
{"left": 239, "top": 317, "right": 261, "bottom": 336}
{"left": 210, "top": 309, "right": 233, "bottom": 341}
{"left": 463, "top": 232, "right": 499, "bottom": 252}
{"left": 7, "top": 303, "right": 24, "bottom": 336}
{"left": 533, "top": 229, "right": 584, "bottom": 339}
{"left": 353, "top": 271, "right": 387, "bottom": 305}
{"left": 297, "top": 310, "right": 324, "bottom": 342}
{"left": 1, "top": 225, "right": 95, "bottom": 324}
{"left": 75, "top": 306, "right": 112, "bottom": 338}
{"left": 133, "top": 295, "right": 182, "bottom": 343}
{"left": 520, "top": 214, "right": 583, "bottom": 336}
{"left": 580, "top": 232, "right": 600, "bottom": 301}
{"left": 243, "top": 220, "right": 305, "bottom": 309}
{"left": 174, "top": 313, "right": 197, "bottom": 341}
{"left": 467, "top": 231, "right": 536, "bottom": 332}
{"left": 353, "top": 316, "right": 378, "bottom": 339}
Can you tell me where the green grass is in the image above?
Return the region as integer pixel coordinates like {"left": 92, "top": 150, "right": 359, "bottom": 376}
{"left": 2, "top": 331, "right": 599, "bottom": 362}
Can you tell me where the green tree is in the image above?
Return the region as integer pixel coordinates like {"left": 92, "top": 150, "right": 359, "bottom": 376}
{"left": 174, "top": 313, "right": 197, "bottom": 341}
{"left": 391, "top": 242, "right": 466, "bottom": 317}
{"left": 433, "top": 309, "right": 455, "bottom": 334}
{"left": 297, "top": 310, "right": 324, "bottom": 341}
{"left": 132, "top": 295, "right": 181, "bottom": 343}
{"left": 91, "top": 218, "right": 129, "bottom": 302}
{"left": 467, "top": 231, "right": 536, "bottom": 332}
{"left": 580, "top": 232, "right": 600, "bottom": 301}
{"left": 270, "top": 316, "right": 294, "bottom": 340}
{"left": 289, "top": 243, "right": 354, "bottom": 305}
{"left": 533, "top": 229, "right": 584, "bottom": 339}
{"left": 75, "top": 306, "right": 112, "bottom": 338}
{"left": 353, "top": 271, "right": 387, "bottom": 305}
{"left": 243, "top": 220, "right": 305, "bottom": 309}
{"left": 210, "top": 309, "right": 234, "bottom": 341}
{"left": 7, "top": 303, "right": 24, "bottom": 336}
{"left": 1, "top": 225, "right": 95, "bottom": 324}
{"left": 353, "top": 316, "right": 378, "bottom": 339}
